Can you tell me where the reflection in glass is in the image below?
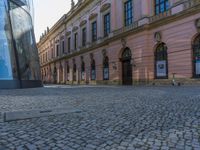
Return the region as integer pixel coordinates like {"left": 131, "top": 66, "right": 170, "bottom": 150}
{"left": 0, "top": 0, "right": 41, "bottom": 88}
{"left": 9, "top": 0, "right": 40, "bottom": 80}
{"left": 0, "top": 0, "right": 16, "bottom": 80}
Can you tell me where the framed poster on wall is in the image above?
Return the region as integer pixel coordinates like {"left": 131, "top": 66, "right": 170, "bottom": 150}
{"left": 156, "top": 60, "right": 167, "bottom": 77}
{"left": 103, "top": 68, "right": 109, "bottom": 80}
{"left": 196, "top": 60, "right": 200, "bottom": 75}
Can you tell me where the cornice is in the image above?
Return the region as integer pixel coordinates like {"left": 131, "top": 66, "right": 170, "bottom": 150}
{"left": 38, "top": 0, "right": 95, "bottom": 46}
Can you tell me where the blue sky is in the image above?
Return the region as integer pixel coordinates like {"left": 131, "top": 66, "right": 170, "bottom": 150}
{"left": 33, "top": 0, "right": 78, "bottom": 42}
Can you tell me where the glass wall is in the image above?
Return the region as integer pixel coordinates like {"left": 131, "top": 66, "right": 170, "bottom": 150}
{"left": 0, "top": 0, "right": 16, "bottom": 80}
{"left": 0, "top": 0, "right": 41, "bottom": 88}
{"left": 9, "top": 0, "right": 40, "bottom": 80}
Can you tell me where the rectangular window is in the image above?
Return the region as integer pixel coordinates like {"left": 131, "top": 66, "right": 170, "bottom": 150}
{"left": 51, "top": 48, "right": 53, "bottom": 58}
{"left": 104, "top": 13, "right": 110, "bottom": 37}
{"left": 82, "top": 27, "right": 86, "bottom": 47}
{"left": 46, "top": 52, "right": 48, "bottom": 61}
{"left": 62, "top": 40, "right": 65, "bottom": 53}
{"left": 124, "top": 0, "right": 133, "bottom": 26}
{"left": 92, "top": 21, "right": 97, "bottom": 42}
{"left": 68, "top": 37, "right": 71, "bottom": 53}
{"left": 155, "top": 0, "right": 169, "bottom": 15}
{"left": 56, "top": 44, "right": 59, "bottom": 57}
{"left": 74, "top": 33, "right": 78, "bottom": 50}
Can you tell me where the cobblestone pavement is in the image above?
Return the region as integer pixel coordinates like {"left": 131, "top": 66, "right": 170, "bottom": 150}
{"left": 0, "top": 85, "right": 200, "bottom": 150}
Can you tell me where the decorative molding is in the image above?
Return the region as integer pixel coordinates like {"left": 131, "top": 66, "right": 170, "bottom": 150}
{"left": 90, "top": 53, "right": 93, "bottom": 60}
{"left": 154, "top": 32, "right": 162, "bottom": 42}
{"left": 121, "top": 38, "right": 127, "bottom": 48}
{"left": 89, "top": 13, "right": 98, "bottom": 20}
{"left": 80, "top": 20, "right": 87, "bottom": 27}
{"left": 80, "top": 56, "right": 84, "bottom": 61}
{"left": 72, "top": 26, "right": 78, "bottom": 32}
{"left": 100, "top": 3, "right": 111, "bottom": 12}
{"left": 195, "top": 18, "right": 200, "bottom": 32}
{"left": 102, "top": 49, "right": 107, "bottom": 58}
{"left": 66, "top": 31, "right": 71, "bottom": 36}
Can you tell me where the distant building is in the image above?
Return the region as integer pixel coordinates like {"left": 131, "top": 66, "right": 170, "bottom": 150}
{"left": 38, "top": 0, "right": 200, "bottom": 85}
{"left": 0, "top": 0, "right": 42, "bottom": 88}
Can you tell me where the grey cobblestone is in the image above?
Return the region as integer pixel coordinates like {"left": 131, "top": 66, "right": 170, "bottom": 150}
{"left": 0, "top": 85, "right": 200, "bottom": 149}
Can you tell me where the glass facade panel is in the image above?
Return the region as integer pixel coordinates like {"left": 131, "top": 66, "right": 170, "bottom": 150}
{"left": 9, "top": 0, "right": 40, "bottom": 80}
{"left": 0, "top": 0, "right": 16, "bottom": 80}
{"left": 0, "top": 0, "right": 42, "bottom": 88}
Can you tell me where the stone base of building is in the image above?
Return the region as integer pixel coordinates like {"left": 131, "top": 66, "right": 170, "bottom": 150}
{"left": 152, "top": 78, "right": 200, "bottom": 86}
{"left": 0, "top": 80, "right": 43, "bottom": 89}
{"left": 49, "top": 78, "right": 200, "bottom": 86}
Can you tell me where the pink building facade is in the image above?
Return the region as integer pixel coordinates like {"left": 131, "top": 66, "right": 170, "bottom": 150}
{"left": 38, "top": 0, "right": 200, "bottom": 85}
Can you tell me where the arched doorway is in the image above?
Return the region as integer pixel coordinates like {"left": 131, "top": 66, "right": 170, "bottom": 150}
{"left": 155, "top": 43, "right": 168, "bottom": 79}
{"left": 91, "top": 59, "right": 96, "bottom": 80}
{"left": 103, "top": 56, "right": 109, "bottom": 80}
{"left": 121, "top": 48, "right": 132, "bottom": 85}
{"left": 193, "top": 34, "right": 200, "bottom": 78}
{"left": 73, "top": 63, "right": 76, "bottom": 81}
{"left": 81, "top": 61, "right": 85, "bottom": 81}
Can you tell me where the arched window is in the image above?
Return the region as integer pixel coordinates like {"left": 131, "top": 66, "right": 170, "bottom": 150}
{"left": 66, "top": 62, "right": 69, "bottom": 81}
{"left": 91, "top": 59, "right": 96, "bottom": 80}
{"left": 122, "top": 48, "right": 132, "bottom": 60}
{"left": 193, "top": 34, "right": 200, "bottom": 78}
{"left": 155, "top": 43, "right": 168, "bottom": 79}
{"left": 53, "top": 66, "right": 57, "bottom": 83}
{"left": 81, "top": 61, "right": 85, "bottom": 80}
{"left": 103, "top": 56, "right": 109, "bottom": 80}
{"left": 73, "top": 63, "right": 76, "bottom": 81}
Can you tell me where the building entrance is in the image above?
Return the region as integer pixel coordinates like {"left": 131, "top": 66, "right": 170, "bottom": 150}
{"left": 122, "top": 48, "right": 132, "bottom": 85}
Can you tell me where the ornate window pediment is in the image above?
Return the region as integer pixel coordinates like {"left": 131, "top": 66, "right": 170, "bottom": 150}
{"left": 66, "top": 31, "right": 71, "bottom": 36}
{"left": 72, "top": 26, "right": 78, "bottom": 32}
{"left": 80, "top": 20, "right": 87, "bottom": 27}
{"left": 100, "top": 3, "right": 111, "bottom": 12}
{"left": 89, "top": 13, "right": 98, "bottom": 20}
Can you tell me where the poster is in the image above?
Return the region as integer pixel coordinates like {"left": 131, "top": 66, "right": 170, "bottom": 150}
{"left": 103, "top": 68, "right": 109, "bottom": 80}
{"left": 196, "top": 60, "right": 200, "bottom": 75}
{"left": 91, "top": 70, "right": 96, "bottom": 80}
{"left": 81, "top": 72, "right": 85, "bottom": 80}
{"left": 156, "top": 60, "right": 167, "bottom": 77}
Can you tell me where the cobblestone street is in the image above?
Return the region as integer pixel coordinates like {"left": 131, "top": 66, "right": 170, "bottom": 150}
{"left": 0, "top": 85, "right": 200, "bottom": 150}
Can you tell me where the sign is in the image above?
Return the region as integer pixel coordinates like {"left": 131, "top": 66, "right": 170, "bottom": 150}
{"left": 196, "top": 60, "right": 200, "bottom": 75}
{"left": 91, "top": 70, "right": 96, "bottom": 80}
{"left": 156, "top": 60, "right": 167, "bottom": 77}
{"left": 103, "top": 68, "right": 109, "bottom": 80}
{"left": 81, "top": 72, "right": 85, "bottom": 80}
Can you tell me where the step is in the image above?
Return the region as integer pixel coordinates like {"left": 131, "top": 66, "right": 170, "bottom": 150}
{"left": 2, "top": 107, "right": 81, "bottom": 122}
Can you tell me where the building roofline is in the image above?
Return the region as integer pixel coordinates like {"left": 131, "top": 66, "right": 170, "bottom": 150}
{"left": 38, "top": 0, "right": 93, "bottom": 46}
